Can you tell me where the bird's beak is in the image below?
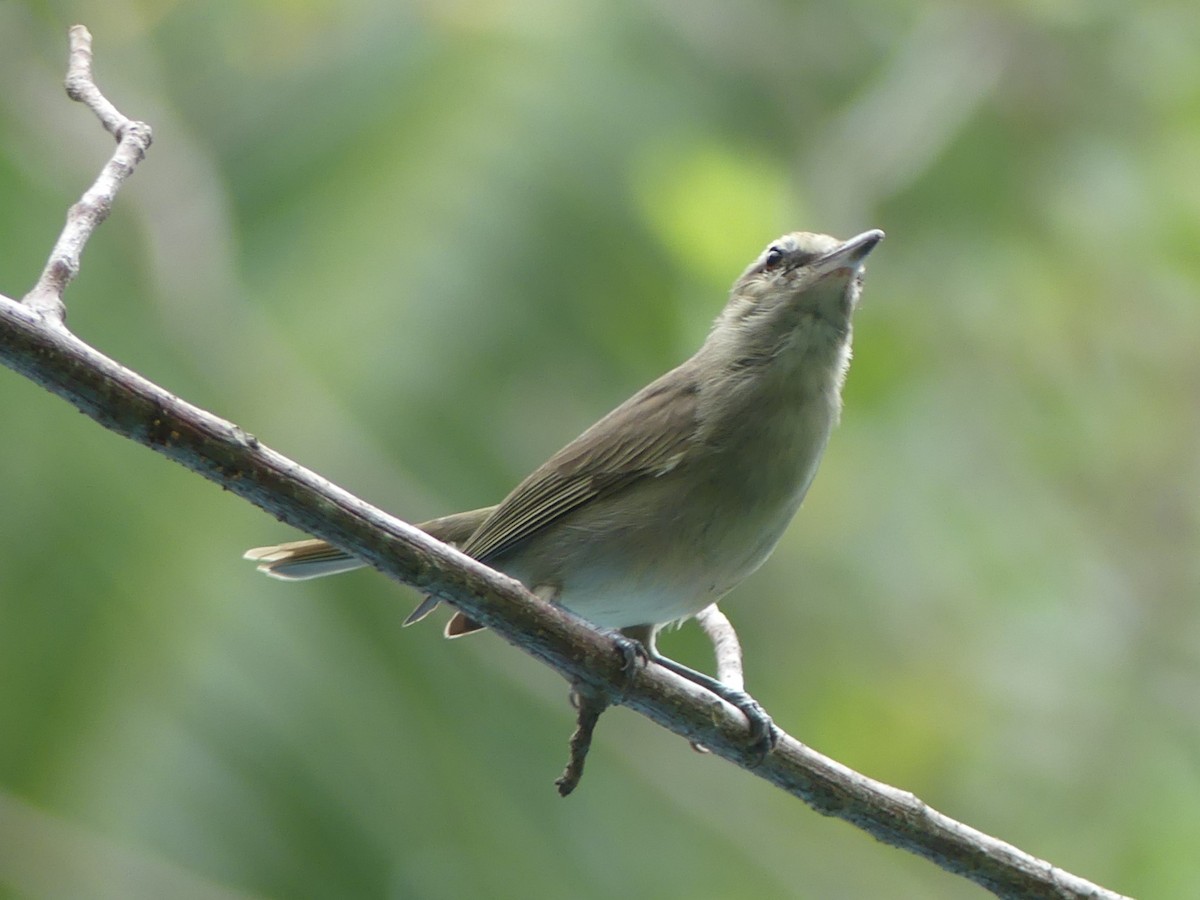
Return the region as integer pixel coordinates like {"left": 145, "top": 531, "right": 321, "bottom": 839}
{"left": 810, "top": 229, "right": 885, "bottom": 279}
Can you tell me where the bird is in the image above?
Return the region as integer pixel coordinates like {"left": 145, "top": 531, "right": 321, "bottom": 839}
{"left": 246, "top": 228, "right": 884, "bottom": 749}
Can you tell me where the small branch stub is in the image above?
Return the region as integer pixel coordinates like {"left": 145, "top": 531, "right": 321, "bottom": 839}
{"left": 556, "top": 685, "right": 610, "bottom": 796}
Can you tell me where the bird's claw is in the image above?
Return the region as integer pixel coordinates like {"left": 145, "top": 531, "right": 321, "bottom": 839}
{"left": 609, "top": 632, "right": 649, "bottom": 678}
{"left": 726, "top": 690, "right": 778, "bottom": 762}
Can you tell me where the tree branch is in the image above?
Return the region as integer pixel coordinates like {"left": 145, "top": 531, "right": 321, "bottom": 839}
{"left": 0, "top": 25, "right": 1131, "bottom": 900}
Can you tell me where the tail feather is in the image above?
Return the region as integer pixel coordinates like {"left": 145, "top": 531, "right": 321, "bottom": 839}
{"left": 243, "top": 539, "right": 364, "bottom": 581}
{"left": 244, "top": 506, "right": 496, "bottom": 582}
{"left": 445, "top": 611, "right": 485, "bottom": 637}
{"left": 245, "top": 505, "right": 500, "bottom": 630}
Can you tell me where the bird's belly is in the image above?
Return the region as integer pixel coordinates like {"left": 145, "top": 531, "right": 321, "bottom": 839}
{"left": 558, "top": 575, "right": 711, "bottom": 630}
{"left": 493, "top": 471, "right": 808, "bottom": 630}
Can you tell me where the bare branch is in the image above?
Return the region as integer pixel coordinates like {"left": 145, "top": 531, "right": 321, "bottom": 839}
{"left": 0, "top": 25, "right": 1134, "bottom": 900}
{"left": 22, "top": 25, "right": 153, "bottom": 320}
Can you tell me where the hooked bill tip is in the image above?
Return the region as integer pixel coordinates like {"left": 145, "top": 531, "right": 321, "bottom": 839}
{"left": 810, "top": 229, "right": 884, "bottom": 276}
{"left": 848, "top": 229, "right": 885, "bottom": 252}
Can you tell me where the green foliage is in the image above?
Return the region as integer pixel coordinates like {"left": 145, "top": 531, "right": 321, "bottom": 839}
{"left": 2, "top": 2, "right": 1198, "bottom": 897}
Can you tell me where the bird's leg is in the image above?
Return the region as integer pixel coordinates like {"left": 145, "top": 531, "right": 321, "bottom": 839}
{"left": 651, "top": 653, "right": 778, "bottom": 762}
{"left": 621, "top": 617, "right": 778, "bottom": 762}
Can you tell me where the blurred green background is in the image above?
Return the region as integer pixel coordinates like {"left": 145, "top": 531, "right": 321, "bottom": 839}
{"left": 2, "top": 1, "right": 1198, "bottom": 897}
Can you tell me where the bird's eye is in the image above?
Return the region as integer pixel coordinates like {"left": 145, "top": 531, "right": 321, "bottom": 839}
{"left": 763, "top": 246, "right": 785, "bottom": 271}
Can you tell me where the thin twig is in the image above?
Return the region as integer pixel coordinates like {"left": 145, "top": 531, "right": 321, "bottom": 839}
{"left": 556, "top": 685, "right": 610, "bottom": 796}
{"left": 0, "top": 26, "right": 1134, "bottom": 900}
{"left": 695, "top": 604, "right": 745, "bottom": 693}
{"left": 64, "top": 24, "right": 131, "bottom": 136}
{"left": 22, "top": 25, "right": 153, "bottom": 320}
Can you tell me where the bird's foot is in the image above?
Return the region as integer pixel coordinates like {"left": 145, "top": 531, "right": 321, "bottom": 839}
{"left": 649, "top": 653, "right": 778, "bottom": 763}
{"left": 710, "top": 687, "right": 777, "bottom": 762}
{"left": 609, "top": 631, "right": 649, "bottom": 677}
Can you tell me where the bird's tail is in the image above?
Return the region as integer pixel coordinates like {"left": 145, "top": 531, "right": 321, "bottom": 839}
{"left": 243, "top": 539, "right": 362, "bottom": 580}
{"left": 243, "top": 505, "right": 496, "bottom": 587}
